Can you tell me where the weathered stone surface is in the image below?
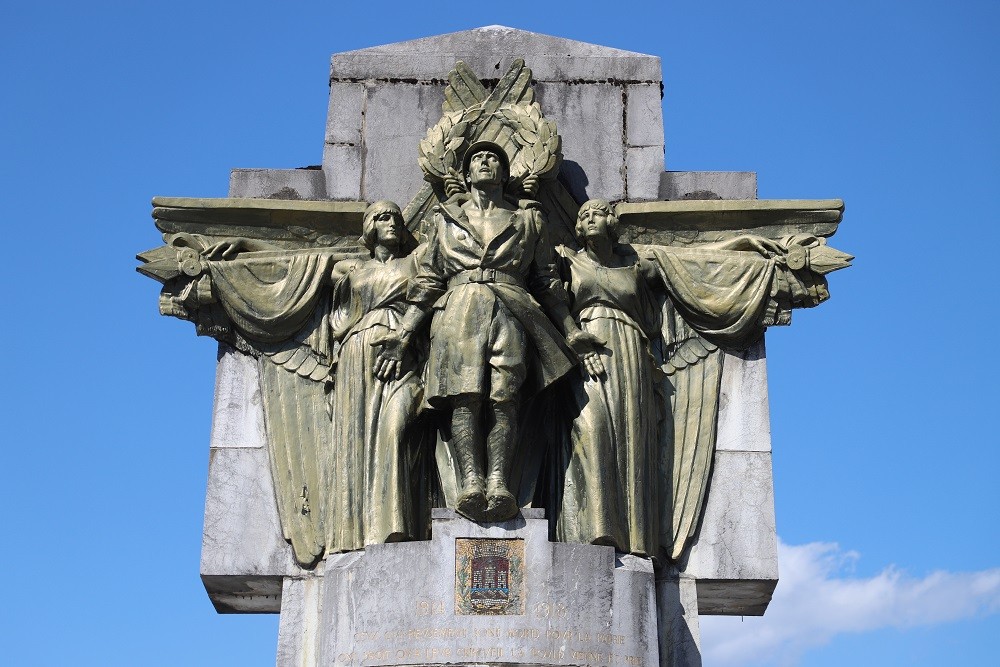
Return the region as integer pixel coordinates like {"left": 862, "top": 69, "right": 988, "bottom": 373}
{"left": 315, "top": 511, "right": 659, "bottom": 666}
{"left": 656, "top": 572, "right": 702, "bottom": 667}
{"left": 626, "top": 83, "right": 665, "bottom": 148}
{"left": 324, "top": 29, "right": 666, "bottom": 208}
{"left": 277, "top": 576, "right": 324, "bottom": 666}
{"left": 200, "top": 443, "right": 301, "bottom": 611}
{"left": 229, "top": 168, "right": 326, "bottom": 200}
{"left": 535, "top": 81, "right": 624, "bottom": 202}
{"left": 331, "top": 26, "right": 661, "bottom": 82}
{"left": 209, "top": 347, "right": 266, "bottom": 449}
{"left": 659, "top": 171, "right": 757, "bottom": 201}
{"left": 624, "top": 82, "right": 665, "bottom": 201}
{"left": 683, "top": 450, "right": 778, "bottom": 615}
{"left": 325, "top": 82, "right": 365, "bottom": 146}
{"left": 322, "top": 143, "right": 363, "bottom": 200}
{"left": 361, "top": 82, "right": 446, "bottom": 203}
{"left": 626, "top": 145, "right": 665, "bottom": 201}
{"left": 716, "top": 341, "right": 771, "bottom": 453}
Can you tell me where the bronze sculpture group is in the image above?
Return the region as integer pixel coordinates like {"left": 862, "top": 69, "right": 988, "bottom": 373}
{"left": 140, "top": 60, "right": 850, "bottom": 568}
{"left": 371, "top": 142, "right": 603, "bottom": 524}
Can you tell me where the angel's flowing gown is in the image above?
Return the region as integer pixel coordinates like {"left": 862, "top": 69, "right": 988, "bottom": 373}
{"left": 327, "top": 254, "right": 425, "bottom": 552}
{"left": 554, "top": 247, "right": 662, "bottom": 557}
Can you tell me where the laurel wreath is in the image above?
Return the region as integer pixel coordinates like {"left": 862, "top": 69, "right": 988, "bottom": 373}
{"left": 418, "top": 102, "right": 561, "bottom": 195}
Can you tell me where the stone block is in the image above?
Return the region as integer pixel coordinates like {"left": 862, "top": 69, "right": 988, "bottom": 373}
{"left": 201, "top": 443, "right": 301, "bottom": 612}
{"left": 323, "top": 143, "right": 363, "bottom": 200}
{"left": 536, "top": 82, "right": 624, "bottom": 202}
{"left": 209, "top": 346, "right": 266, "bottom": 449}
{"left": 626, "top": 145, "right": 665, "bottom": 201}
{"left": 201, "top": 348, "right": 302, "bottom": 613}
{"left": 331, "top": 26, "right": 661, "bottom": 82}
{"left": 277, "top": 576, "right": 324, "bottom": 666}
{"left": 325, "top": 82, "right": 365, "bottom": 146}
{"left": 360, "top": 82, "right": 445, "bottom": 204}
{"left": 659, "top": 171, "right": 757, "bottom": 201}
{"left": 229, "top": 168, "right": 326, "bottom": 200}
{"left": 682, "top": 450, "right": 778, "bottom": 615}
{"left": 626, "top": 83, "right": 664, "bottom": 148}
{"left": 314, "top": 511, "right": 659, "bottom": 666}
{"left": 656, "top": 572, "right": 702, "bottom": 667}
{"left": 716, "top": 340, "right": 771, "bottom": 453}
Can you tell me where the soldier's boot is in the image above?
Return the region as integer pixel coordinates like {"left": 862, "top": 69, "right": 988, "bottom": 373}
{"left": 452, "top": 401, "right": 487, "bottom": 521}
{"left": 485, "top": 400, "right": 518, "bottom": 522}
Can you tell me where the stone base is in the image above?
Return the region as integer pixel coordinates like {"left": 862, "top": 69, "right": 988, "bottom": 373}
{"left": 277, "top": 510, "right": 701, "bottom": 667}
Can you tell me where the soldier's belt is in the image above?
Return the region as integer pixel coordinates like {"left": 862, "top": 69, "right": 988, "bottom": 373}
{"left": 448, "top": 268, "right": 524, "bottom": 288}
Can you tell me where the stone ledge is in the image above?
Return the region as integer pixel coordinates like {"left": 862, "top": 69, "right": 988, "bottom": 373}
{"left": 202, "top": 574, "right": 284, "bottom": 614}
{"left": 228, "top": 168, "right": 327, "bottom": 200}
{"left": 695, "top": 578, "right": 777, "bottom": 616}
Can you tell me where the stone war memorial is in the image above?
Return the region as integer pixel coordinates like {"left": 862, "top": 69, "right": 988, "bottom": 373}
{"left": 138, "top": 27, "right": 851, "bottom": 667}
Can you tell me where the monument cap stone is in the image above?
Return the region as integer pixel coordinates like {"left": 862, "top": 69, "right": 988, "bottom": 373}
{"left": 330, "top": 25, "right": 662, "bottom": 81}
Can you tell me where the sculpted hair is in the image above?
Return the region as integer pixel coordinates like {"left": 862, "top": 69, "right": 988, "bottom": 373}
{"left": 575, "top": 199, "right": 621, "bottom": 243}
{"left": 361, "top": 200, "right": 403, "bottom": 254}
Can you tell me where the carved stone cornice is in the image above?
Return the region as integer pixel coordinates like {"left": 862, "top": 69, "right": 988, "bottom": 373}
{"left": 615, "top": 198, "right": 844, "bottom": 246}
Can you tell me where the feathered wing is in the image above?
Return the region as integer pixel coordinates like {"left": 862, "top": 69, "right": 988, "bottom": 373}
{"left": 658, "top": 302, "right": 724, "bottom": 561}
{"left": 258, "top": 356, "right": 331, "bottom": 567}
{"left": 643, "top": 236, "right": 850, "bottom": 561}
{"left": 252, "top": 297, "right": 336, "bottom": 568}
{"left": 402, "top": 182, "right": 441, "bottom": 243}
{"left": 142, "top": 236, "right": 350, "bottom": 567}
{"left": 139, "top": 199, "right": 383, "bottom": 567}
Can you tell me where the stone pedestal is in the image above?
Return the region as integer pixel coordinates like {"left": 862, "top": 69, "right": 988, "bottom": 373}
{"left": 276, "top": 510, "right": 692, "bottom": 667}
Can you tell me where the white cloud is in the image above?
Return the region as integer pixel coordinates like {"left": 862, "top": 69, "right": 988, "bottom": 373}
{"left": 699, "top": 540, "right": 1000, "bottom": 666}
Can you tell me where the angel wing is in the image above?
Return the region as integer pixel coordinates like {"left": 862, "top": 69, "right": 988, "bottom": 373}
{"left": 138, "top": 197, "right": 368, "bottom": 568}
{"left": 535, "top": 177, "right": 581, "bottom": 247}
{"left": 657, "top": 298, "right": 724, "bottom": 562}
{"left": 640, "top": 233, "right": 850, "bottom": 562}
{"left": 258, "top": 354, "right": 331, "bottom": 566}
{"left": 251, "top": 300, "right": 336, "bottom": 568}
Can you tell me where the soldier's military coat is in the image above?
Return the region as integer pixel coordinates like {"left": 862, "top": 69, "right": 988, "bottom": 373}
{"left": 407, "top": 194, "right": 576, "bottom": 408}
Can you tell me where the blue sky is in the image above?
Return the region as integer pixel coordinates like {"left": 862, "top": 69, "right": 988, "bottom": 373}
{"left": 2, "top": 1, "right": 997, "bottom": 665}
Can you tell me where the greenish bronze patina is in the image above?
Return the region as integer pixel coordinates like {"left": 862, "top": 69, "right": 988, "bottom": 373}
{"left": 138, "top": 60, "right": 851, "bottom": 568}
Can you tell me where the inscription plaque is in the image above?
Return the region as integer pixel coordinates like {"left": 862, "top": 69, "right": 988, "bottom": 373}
{"left": 455, "top": 538, "right": 525, "bottom": 615}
